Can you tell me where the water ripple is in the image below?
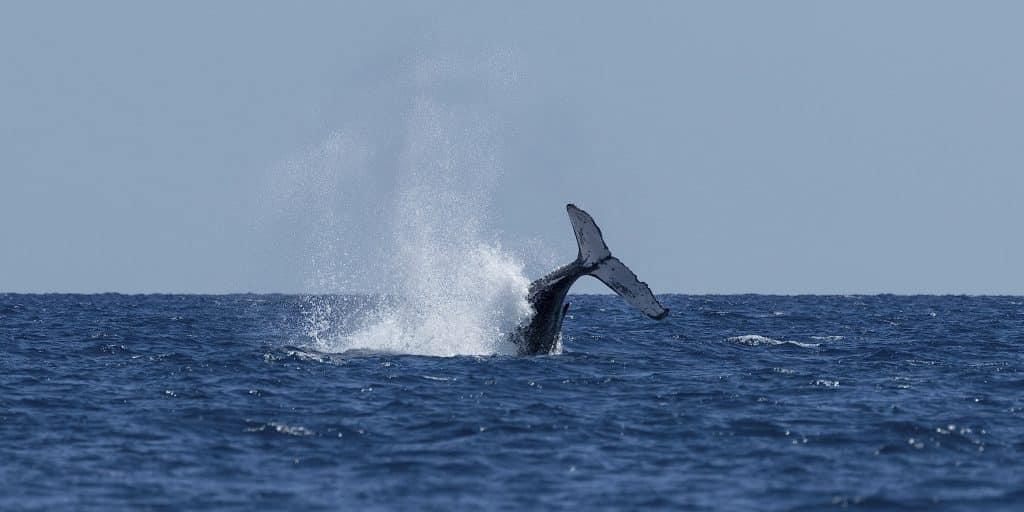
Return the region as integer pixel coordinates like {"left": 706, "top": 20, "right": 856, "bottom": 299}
{"left": 2, "top": 293, "right": 1023, "bottom": 510}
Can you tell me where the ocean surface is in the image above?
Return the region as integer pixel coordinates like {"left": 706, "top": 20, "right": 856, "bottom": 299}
{"left": 2, "top": 293, "right": 1023, "bottom": 511}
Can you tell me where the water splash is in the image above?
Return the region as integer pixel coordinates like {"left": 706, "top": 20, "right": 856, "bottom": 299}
{"left": 270, "top": 53, "right": 534, "bottom": 356}
{"left": 320, "top": 244, "right": 533, "bottom": 356}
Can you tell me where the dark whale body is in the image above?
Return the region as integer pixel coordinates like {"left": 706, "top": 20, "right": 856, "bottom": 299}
{"left": 510, "top": 204, "right": 669, "bottom": 355}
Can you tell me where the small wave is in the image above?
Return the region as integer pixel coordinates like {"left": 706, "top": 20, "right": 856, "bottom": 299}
{"left": 284, "top": 349, "right": 333, "bottom": 363}
{"left": 265, "top": 347, "right": 347, "bottom": 365}
{"left": 726, "top": 335, "right": 820, "bottom": 348}
{"left": 811, "top": 335, "right": 845, "bottom": 341}
{"left": 245, "top": 421, "right": 315, "bottom": 437}
{"left": 701, "top": 310, "right": 749, "bottom": 319}
{"left": 421, "top": 375, "right": 455, "bottom": 382}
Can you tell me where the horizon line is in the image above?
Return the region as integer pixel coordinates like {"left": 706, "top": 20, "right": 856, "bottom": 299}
{"left": 2, "top": 290, "right": 1023, "bottom": 297}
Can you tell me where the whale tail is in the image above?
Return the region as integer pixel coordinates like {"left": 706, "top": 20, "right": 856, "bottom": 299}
{"left": 566, "top": 204, "right": 669, "bottom": 320}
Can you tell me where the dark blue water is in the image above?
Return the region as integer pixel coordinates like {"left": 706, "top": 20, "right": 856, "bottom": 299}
{"left": 2, "top": 294, "right": 1023, "bottom": 510}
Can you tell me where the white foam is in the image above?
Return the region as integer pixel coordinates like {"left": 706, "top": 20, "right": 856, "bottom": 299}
{"left": 245, "top": 422, "right": 315, "bottom": 436}
{"left": 726, "top": 335, "right": 820, "bottom": 348}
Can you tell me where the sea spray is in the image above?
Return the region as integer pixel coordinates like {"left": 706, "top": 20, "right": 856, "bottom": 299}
{"left": 274, "top": 54, "right": 534, "bottom": 356}
{"left": 325, "top": 244, "right": 533, "bottom": 356}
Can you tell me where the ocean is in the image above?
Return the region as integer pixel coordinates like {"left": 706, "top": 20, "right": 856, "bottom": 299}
{"left": 2, "top": 293, "right": 1022, "bottom": 510}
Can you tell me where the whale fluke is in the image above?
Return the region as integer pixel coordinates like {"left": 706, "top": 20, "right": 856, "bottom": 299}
{"left": 567, "top": 204, "right": 611, "bottom": 265}
{"left": 566, "top": 204, "right": 668, "bottom": 320}
{"left": 510, "top": 204, "right": 669, "bottom": 354}
{"left": 589, "top": 256, "right": 668, "bottom": 320}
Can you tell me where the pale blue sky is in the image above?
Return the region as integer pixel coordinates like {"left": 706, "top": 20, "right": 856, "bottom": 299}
{"left": 2, "top": 1, "right": 1022, "bottom": 294}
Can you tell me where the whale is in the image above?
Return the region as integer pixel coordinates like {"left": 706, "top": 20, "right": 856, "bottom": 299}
{"left": 509, "top": 204, "right": 669, "bottom": 355}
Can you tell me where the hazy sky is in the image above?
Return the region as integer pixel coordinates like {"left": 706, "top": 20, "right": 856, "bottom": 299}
{"left": 2, "top": 1, "right": 1022, "bottom": 294}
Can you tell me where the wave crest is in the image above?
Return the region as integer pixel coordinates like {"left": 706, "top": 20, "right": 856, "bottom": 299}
{"left": 726, "top": 335, "right": 820, "bottom": 348}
